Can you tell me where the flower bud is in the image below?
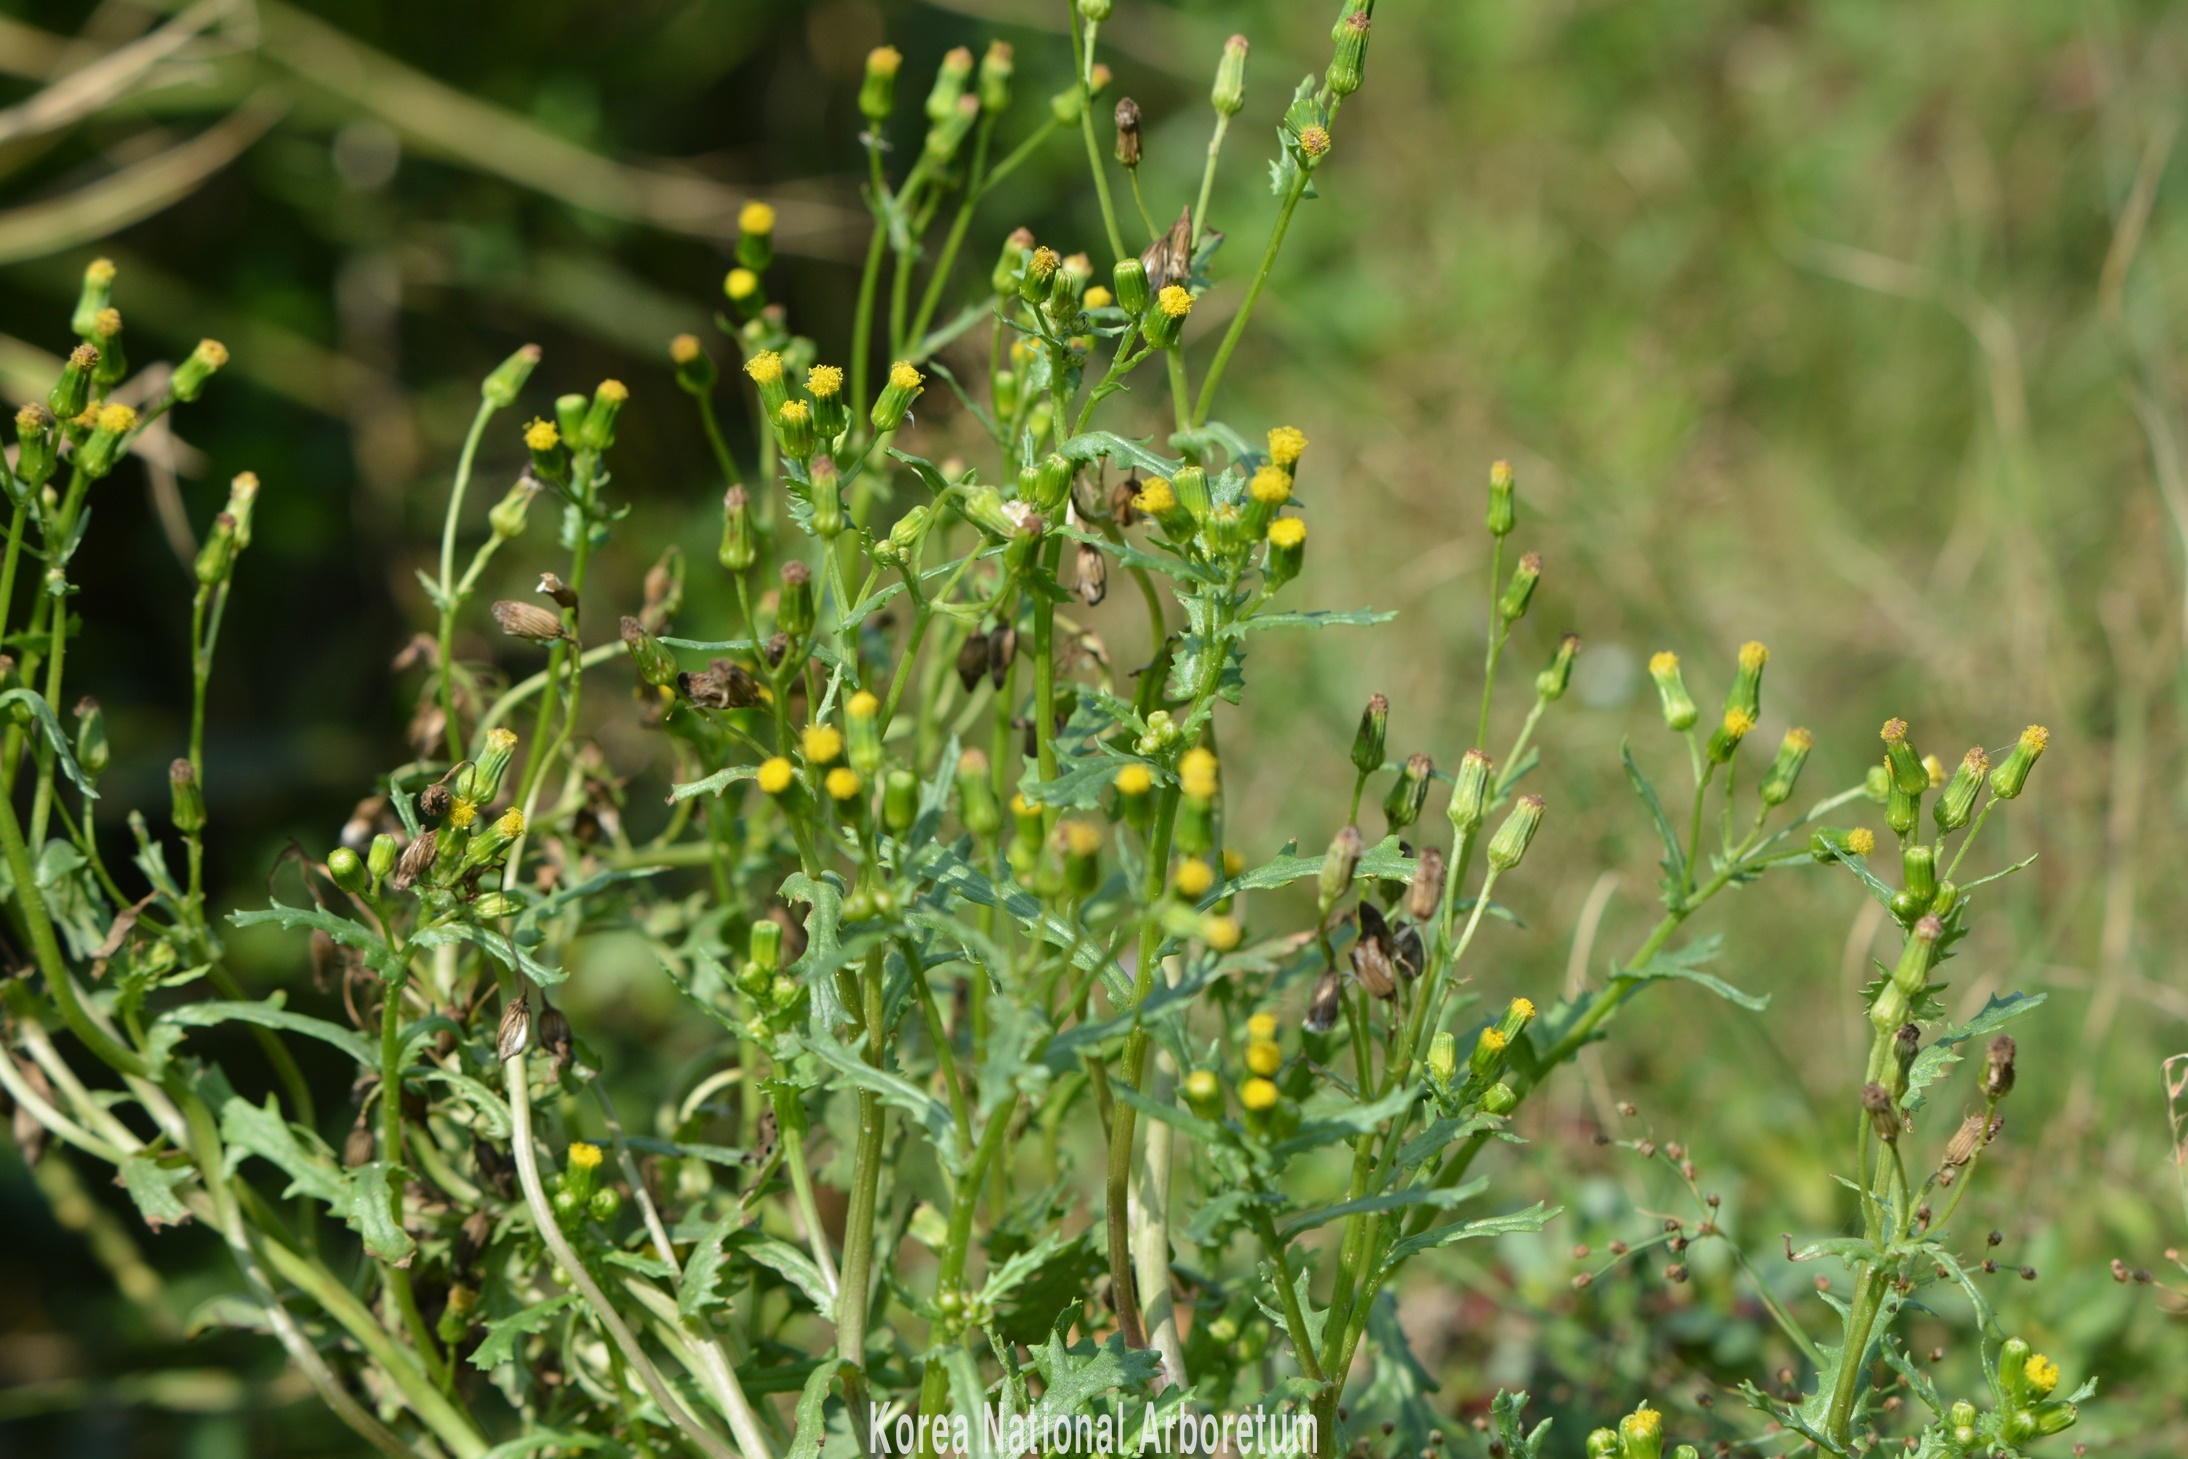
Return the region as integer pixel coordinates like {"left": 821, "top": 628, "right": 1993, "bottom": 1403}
{"left": 367, "top": 832, "right": 399, "bottom": 884}
{"left": 78, "top": 402, "right": 138, "bottom": 479}
{"left": 1997, "top": 1338, "right": 2036, "bottom": 1407}
{"left": 193, "top": 512, "right": 237, "bottom": 586}
{"left": 872, "top": 360, "right": 924, "bottom": 433}
{"left": 1325, "top": 3, "right": 1370, "bottom": 99}
{"left": 171, "top": 337, "right": 230, "bottom": 403}
{"left": 1880, "top": 718, "right": 1927, "bottom": 796}
{"left": 860, "top": 45, "right": 901, "bottom": 122}
{"left": 621, "top": 616, "right": 680, "bottom": 688}
{"left": 1348, "top": 694, "right": 1390, "bottom": 776}
{"left": 1497, "top": 551, "right": 1541, "bottom": 623}
{"left": 1406, "top": 846, "right": 1444, "bottom": 922}
{"left": 1809, "top": 826, "right": 1876, "bottom": 862}
{"left": 1926, "top": 745, "right": 1986, "bottom": 832}
{"left": 1989, "top": 724, "right": 2047, "bottom": 799}
{"left": 1178, "top": 749, "right": 1217, "bottom": 802}
{"left": 69, "top": 696, "right": 107, "bottom": 777}
{"left": 956, "top": 749, "right": 1001, "bottom": 838}
{"left": 1726, "top": 640, "right": 1768, "bottom": 722}
{"left": 926, "top": 45, "right": 974, "bottom": 121}
{"left": 1143, "top": 284, "right": 1193, "bottom": 349}
{"left": 882, "top": 767, "right": 919, "bottom": 834}
{"left": 1584, "top": 1431, "right": 1620, "bottom": 1459}
{"left": 978, "top": 40, "right": 1014, "bottom": 113}
{"left": 1318, "top": 824, "right": 1363, "bottom": 916}
{"left": 480, "top": 470, "right": 536, "bottom": 539}
{"left": 1536, "top": 632, "right": 1580, "bottom": 702}
{"left": 1648, "top": 651, "right": 1697, "bottom": 732}
{"left": 1111, "top": 259, "right": 1152, "bottom": 321}
{"left": 1486, "top": 794, "right": 1545, "bottom": 871}
{"left": 1382, "top": 752, "right": 1433, "bottom": 833}
{"left": 1617, "top": 1405, "right": 1664, "bottom": 1459}
{"left": 48, "top": 344, "right": 97, "bottom": 421}
{"left": 1184, "top": 1069, "right": 1223, "bottom": 1121}
{"left": 13, "top": 405, "right": 56, "bottom": 491}
{"left": 736, "top": 199, "right": 776, "bottom": 273}
{"left": 1887, "top": 776, "right": 1918, "bottom": 837}
{"left": 925, "top": 92, "right": 980, "bottom": 164}
{"left": 772, "top": 399, "right": 816, "bottom": 463}
{"left": 1446, "top": 749, "right": 1493, "bottom": 834}
{"left": 778, "top": 561, "right": 816, "bottom": 641}
{"left": 1901, "top": 843, "right": 1937, "bottom": 908}
{"left": 89, "top": 308, "right": 126, "bottom": 389}
{"left": 1759, "top": 727, "right": 1813, "bottom": 806}
{"left": 481, "top": 342, "right": 542, "bottom": 407}
{"left": 1470, "top": 1025, "right": 1509, "bottom": 1079}
{"left": 328, "top": 845, "right": 369, "bottom": 897}
{"left": 170, "top": 758, "right": 205, "bottom": 834}
{"left": 1061, "top": 820, "right": 1103, "bottom": 900}
{"left": 716, "top": 485, "right": 756, "bottom": 573}
{"left": 1207, "top": 33, "right": 1250, "bottom": 118}
{"left": 1263, "top": 516, "right": 1306, "bottom": 586}
{"left": 1705, "top": 708, "right": 1754, "bottom": 765}
{"left": 462, "top": 727, "right": 520, "bottom": 805}
{"left": 71, "top": 257, "right": 116, "bottom": 340}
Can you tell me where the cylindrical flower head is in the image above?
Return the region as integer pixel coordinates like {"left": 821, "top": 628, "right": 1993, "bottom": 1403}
{"left": 577, "top": 378, "right": 628, "bottom": 451}
{"left": 367, "top": 831, "right": 399, "bottom": 884}
{"left": 493, "top": 599, "right": 567, "bottom": 644}
{"left": 924, "top": 93, "right": 980, "bottom": 164}
{"left": 1263, "top": 516, "right": 1306, "bottom": 587}
{"left": 48, "top": 343, "right": 97, "bottom": 421}
{"left": 1350, "top": 694, "right": 1389, "bottom": 776}
{"left": 461, "top": 807, "right": 527, "bottom": 871}
{"left": 90, "top": 308, "right": 126, "bottom": 389}
{"left": 775, "top": 400, "right": 817, "bottom": 462}
{"left": 1211, "top": 33, "right": 1248, "bottom": 116}
{"left": 860, "top": 45, "right": 901, "bottom": 122}
{"left": 172, "top": 337, "right": 230, "bottom": 403}
{"left": 1705, "top": 708, "right": 1754, "bottom": 765}
{"left": 1425, "top": 1030, "right": 1458, "bottom": 1086}
{"left": 744, "top": 351, "right": 791, "bottom": 418}
{"left": 1901, "top": 843, "right": 1937, "bottom": 907}
{"left": 778, "top": 560, "right": 816, "bottom": 640}
{"left": 461, "top": 728, "right": 521, "bottom": 804}
{"left": 193, "top": 512, "right": 237, "bottom": 586}
{"left": 1649, "top": 651, "right": 1697, "bottom": 731}
{"left": 1887, "top": 776, "right": 1918, "bottom": 837}
{"left": 1486, "top": 459, "right": 1516, "bottom": 537}
{"left": 327, "top": 845, "right": 369, "bottom": 897}
{"left": 1486, "top": 794, "right": 1545, "bottom": 871}
{"left": 1407, "top": 845, "right": 1444, "bottom": 921}
{"left": 1446, "top": 749, "right": 1494, "bottom": 833}
{"left": 14, "top": 405, "right": 56, "bottom": 489}
{"left": 956, "top": 749, "right": 1001, "bottom": 837}
{"left": 72, "top": 696, "right": 107, "bottom": 777}
{"left": 1536, "top": 632, "right": 1580, "bottom": 702}
{"left": 978, "top": 40, "right": 1014, "bottom": 112}
{"left": 1498, "top": 551, "right": 1541, "bottom": 624}
{"left": 1171, "top": 464, "right": 1212, "bottom": 525}
{"left": 489, "top": 475, "right": 537, "bottom": 540}
{"left": 1989, "top": 725, "right": 2047, "bottom": 799}
{"left": 670, "top": 333, "right": 717, "bottom": 396}
{"left": 1469, "top": 1025, "right": 1508, "bottom": 1079}
{"left": 1061, "top": 820, "right": 1103, "bottom": 899}
{"left": 883, "top": 768, "right": 919, "bottom": 833}
{"left": 621, "top": 616, "right": 680, "bottom": 688}
{"left": 926, "top": 45, "right": 974, "bottom": 121}
{"left": 78, "top": 402, "right": 137, "bottom": 479}
{"left": 481, "top": 341, "right": 541, "bottom": 407}
{"left": 992, "top": 227, "right": 1034, "bottom": 298}
{"left": 169, "top": 758, "right": 205, "bottom": 833}
{"left": 1020, "top": 245, "right": 1059, "bottom": 305}
{"left": 1143, "top": 285, "right": 1193, "bottom": 349}
{"left": 1880, "top": 718, "right": 1928, "bottom": 796}
{"left": 1114, "top": 97, "right": 1142, "bottom": 167}
{"left": 719, "top": 486, "right": 755, "bottom": 572}
{"left": 1888, "top": 914, "right": 1943, "bottom": 996}
{"left": 1617, "top": 1405, "right": 1664, "bottom": 1459}
{"left": 1498, "top": 996, "right": 1537, "bottom": 1042}
{"left": 1325, "top": 4, "right": 1370, "bottom": 98}
{"left": 1243, "top": 464, "right": 1290, "bottom": 539}
{"left": 872, "top": 360, "right": 924, "bottom": 432}
{"left": 553, "top": 392, "right": 588, "bottom": 448}
{"left": 1933, "top": 746, "right": 1988, "bottom": 831}
{"left": 225, "top": 473, "right": 262, "bottom": 550}
{"left": 1759, "top": 726, "right": 1814, "bottom": 806}
{"left": 1317, "top": 823, "right": 1363, "bottom": 915}
{"left": 1173, "top": 792, "right": 1215, "bottom": 856}
{"left": 1113, "top": 763, "right": 1153, "bottom": 828}
{"left": 1112, "top": 257, "right": 1151, "bottom": 316}
{"left": 1725, "top": 640, "right": 1768, "bottom": 722}
{"left": 522, "top": 417, "right": 567, "bottom": 484}
{"left": 1031, "top": 452, "right": 1073, "bottom": 513}
{"left": 846, "top": 690, "right": 884, "bottom": 774}
{"left": 1584, "top": 1430, "right": 1620, "bottom": 1459}
{"left": 805, "top": 364, "right": 850, "bottom": 442}
{"left": 736, "top": 201, "right": 776, "bottom": 272}
{"left": 1183, "top": 1068, "right": 1223, "bottom": 1121}
{"left": 71, "top": 257, "right": 116, "bottom": 340}
{"left": 1809, "top": 826, "right": 1876, "bottom": 862}
{"left": 1382, "top": 752, "right": 1433, "bottom": 833}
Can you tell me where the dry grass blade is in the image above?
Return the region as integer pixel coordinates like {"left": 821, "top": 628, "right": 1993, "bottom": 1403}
{"left": 0, "top": 0, "right": 247, "bottom": 148}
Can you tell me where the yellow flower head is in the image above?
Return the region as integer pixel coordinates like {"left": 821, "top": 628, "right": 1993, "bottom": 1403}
{"left": 1174, "top": 857, "right": 1214, "bottom": 899}
{"left": 1063, "top": 820, "right": 1103, "bottom": 857}
{"left": 807, "top": 364, "right": 844, "bottom": 399}
{"left": 567, "top": 1141, "right": 603, "bottom": 1172}
{"left": 1114, "top": 764, "right": 1152, "bottom": 796}
{"left": 87, "top": 257, "right": 116, "bottom": 285}
{"left": 1249, "top": 465, "right": 1292, "bottom": 506}
{"left": 1178, "top": 747, "right": 1219, "bottom": 801}
{"left": 1478, "top": 1027, "right": 1508, "bottom": 1054}
{"left": 94, "top": 403, "right": 136, "bottom": 435}
{"left": 1247, "top": 1012, "right": 1278, "bottom": 1041}
{"left": 1738, "top": 640, "right": 1769, "bottom": 672}
{"left": 726, "top": 267, "right": 760, "bottom": 300}
{"left": 596, "top": 379, "right": 628, "bottom": 403}
{"left": 525, "top": 418, "right": 559, "bottom": 451}
{"left": 93, "top": 307, "right": 122, "bottom": 339}
{"left": 196, "top": 339, "right": 229, "bottom": 367}
{"left": 68, "top": 343, "right": 97, "bottom": 370}
{"left": 1157, "top": 284, "right": 1194, "bottom": 319}
{"left": 757, "top": 757, "right": 796, "bottom": 794}
{"left": 1509, "top": 997, "right": 1536, "bottom": 1023}
{"left": 1880, "top": 717, "right": 1909, "bottom": 747}
{"left": 2023, "top": 1353, "right": 2059, "bottom": 1398}
{"left": 825, "top": 767, "right": 863, "bottom": 802}
{"left": 1650, "top": 650, "right": 1678, "bottom": 675}
{"left": 494, "top": 808, "right": 526, "bottom": 838}
{"left": 1184, "top": 1068, "right": 1219, "bottom": 1103}
{"left": 847, "top": 690, "right": 879, "bottom": 721}
{"left": 1267, "top": 426, "right": 1307, "bottom": 468}
{"left": 1010, "top": 793, "right": 1035, "bottom": 818}
{"left": 802, "top": 724, "right": 844, "bottom": 763}
{"left": 1266, "top": 517, "right": 1307, "bottom": 548}
{"left": 671, "top": 333, "right": 702, "bottom": 364}
{"left": 868, "top": 45, "right": 902, "bottom": 76}
{"left": 1201, "top": 915, "right": 1241, "bottom": 951}
{"left": 487, "top": 727, "right": 518, "bottom": 753}
{"left": 1721, "top": 708, "right": 1755, "bottom": 741}
{"left": 745, "top": 351, "right": 784, "bottom": 386}
{"left": 1135, "top": 477, "right": 1177, "bottom": 514}
{"left": 1298, "top": 125, "right": 1331, "bottom": 158}
{"left": 1246, "top": 1039, "right": 1282, "bottom": 1077}
{"left": 739, "top": 200, "right": 777, "bottom": 235}
{"left": 779, "top": 400, "right": 811, "bottom": 425}
{"left": 1787, "top": 727, "right": 1815, "bottom": 751}
{"left": 1621, "top": 1407, "right": 1662, "bottom": 1440}
{"left": 2020, "top": 724, "right": 2049, "bottom": 753}
{"left": 1241, "top": 1076, "right": 1279, "bottom": 1111}
{"left": 1083, "top": 285, "right": 1114, "bottom": 309}
{"left": 1847, "top": 827, "right": 1876, "bottom": 856}
{"left": 1224, "top": 848, "right": 1245, "bottom": 877}
{"left": 448, "top": 798, "right": 479, "bottom": 829}
{"left": 889, "top": 360, "right": 923, "bottom": 392}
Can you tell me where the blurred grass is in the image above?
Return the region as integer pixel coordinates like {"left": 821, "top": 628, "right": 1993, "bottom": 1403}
{"left": 0, "top": 0, "right": 2183, "bottom": 1453}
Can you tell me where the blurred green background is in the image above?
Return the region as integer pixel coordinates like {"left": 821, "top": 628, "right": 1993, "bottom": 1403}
{"left": 2, "top": 0, "right": 2184, "bottom": 1453}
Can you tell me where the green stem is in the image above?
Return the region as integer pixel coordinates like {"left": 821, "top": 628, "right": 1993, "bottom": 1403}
{"left": 836, "top": 947, "right": 889, "bottom": 1438}
{"left": 436, "top": 400, "right": 498, "bottom": 760}
{"left": 1191, "top": 115, "right": 1231, "bottom": 252}
{"left": 1069, "top": 19, "right": 1129, "bottom": 263}
{"left": 378, "top": 968, "right": 447, "bottom": 1387}
{"left": 1192, "top": 172, "right": 1308, "bottom": 424}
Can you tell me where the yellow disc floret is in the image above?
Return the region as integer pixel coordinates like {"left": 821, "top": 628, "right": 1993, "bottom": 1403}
{"left": 2024, "top": 1353, "right": 2060, "bottom": 1398}
{"left": 1245, "top": 1040, "right": 1282, "bottom": 1077}
{"left": 739, "top": 200, "right": 777, "bottom": 235}
{"left": 1478, "top": 1027, "right": 1508, "bottom": 1054}
{"left": 1174, "top": 857, "right": 1214, "bottom": 899}
{"left": 807, "top": 364, "right": 844, "bottom": 398}
{"left": 802, "top": 723, "right": 844, "bottom": 763}
{"left": 525, "top": 418, "right": 560, "bottom": 451}
{"left": 779, "top": 400, "right": 811, "bottom": 425}
{"left": 1178, "top": 747, "right": 1218, "bottom": 801}
{"left": 1114, "top": 764, "right": 1152, "bottom": 796}
{"left": 596, "top": 379, "right": 628, "bottom": 403}
{"left": 889, "top": 360, "right": 923, "bottom": 391}
{"left": 1722, "top": 708, "right": 1755, "bottom": 741}
{"left": 1267, "top": 426, "right": 1307, "bottom": 468}
{"left": 726, "top": 268, "right": 760, "bottom": 301}
{"left": 1241, "top": 1076, "right": 1278, "bottom": 1111}
{"left": 847, "top": 690, "right": 879, "bottom": 720}
{"left": 825, "top": 767, "right": 863, "bottom": 801}
{"left": 494, "top": 808, "right": 526, "bottom": 837}
{"left": 671, "top": 333, "right": 702, "bottom": 364}
{"left": 1135, "top": 477, "right": 1176, "bottom": 514}
{"left": 1157, "top": 284, "right": 1193, "bottom": 319}
{"left": 1250, "top": 465, "right": 1292, "bottom": 505}
{"left": 1266, "top": 517, "right": 1306, "bottom": 548}
{"left": 448, "top": 798, "right": 479, "bottom": 829}
{"left": 1247, "top": 1013, "right": 1278, "bottom": 1041}
{"left": 1650, "top": 650, "right": 1678, "bottom": 675}
{"left": 745, "top": 351, "right": 784, "bottom": 386}
{"left": 757, "top": 757, "right": 795, "bottom": 794}
{"left": 1847, "top": 827, "right": 1876, "bottom": 857}
{"left": 1201, "top": 916, "right": 1240, "bottom": 950}
{"left": 567, "top": 1141, "right": 603, "bottom": 1171}
{"left": 1063, "top": 821, "right": 1103, "bottom": 856}
{"left": 93, "top": 307, "right": 122, "bottom": 339}
{"left": 95, "top": 403, "right": 136, "bottom": 434}
{"left": 1509, "top": 997, "right": 1536, "bottom": 1023}
{"left": 1738, "top": 640, "right": 1769, "bottom": 672}
{"left": 1224, "top": 848, "right": 1245, "bottom": 877}
{"left": 2020, "top": 724, "right": 2049, "bottom": 753}
{"left": 1083, "top": 285, "right": 1113, "bottom": 309}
